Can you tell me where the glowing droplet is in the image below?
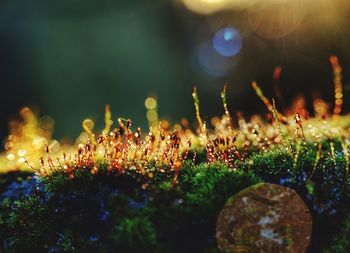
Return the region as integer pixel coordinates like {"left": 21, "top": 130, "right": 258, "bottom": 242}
{"left": 7, "top": 153, "right": 15, "bottom": 161}
{"left": 32, "top": 136, "right": 47, "bottom": 149}
{"left": 211, "top": 117, "right": 221, "bottom": 127}
{"left": 173, "top": 124, "right": 182, "bottom": 131}
{"left": 212, "top": 27, "right": 242, "bottom": 57}
{"left": 18, "top": 157, "right": 26, "bottom": 163}
{"left": 49, "top": 140, "right": 60, "bottom": 153}
{"left": 5, "top": 141, "right": 14, "bottom": 150}
{"left": 18, "top": 149, "right": 27, "bottom": 157}
{"left": 145, "top": 97, "right": 157, "bottom": 110}
{"left": 146, "top": 110, "right": 158, "bottom": 122}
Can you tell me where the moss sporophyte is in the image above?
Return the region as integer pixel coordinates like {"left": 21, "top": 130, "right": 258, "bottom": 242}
{"left": 1, "top": 56, "right": 350, "bottom": 252}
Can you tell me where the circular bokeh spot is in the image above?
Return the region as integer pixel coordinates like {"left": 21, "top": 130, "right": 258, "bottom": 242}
{"left": 212, "top": 27, "right": 242, "bottom": 57}
{"left": 216, "top": 183, "right": 312, "bottom": 253}
{"left": 248, "top": 0, "right": 306, "bottom": 40}
{"left": 196, "top": 42, "right": 238, "bottom": 77}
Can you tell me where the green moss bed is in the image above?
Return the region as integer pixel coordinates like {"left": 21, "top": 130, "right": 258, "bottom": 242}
{"left": 1, "top": 145, "right": 350, "bottom": 253}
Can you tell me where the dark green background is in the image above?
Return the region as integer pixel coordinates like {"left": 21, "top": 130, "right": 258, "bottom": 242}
{"left": 1, "top": 0, "right": 350, "bottom": 141}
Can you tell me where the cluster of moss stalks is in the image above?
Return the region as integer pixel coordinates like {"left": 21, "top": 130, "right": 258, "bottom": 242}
{"left": 1, "top": 142, "right": 350, "bottom": 253}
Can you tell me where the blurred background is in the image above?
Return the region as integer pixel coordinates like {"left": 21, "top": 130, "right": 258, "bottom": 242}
{"left": 1, "top": 0, "right": 350, "bottom": 142}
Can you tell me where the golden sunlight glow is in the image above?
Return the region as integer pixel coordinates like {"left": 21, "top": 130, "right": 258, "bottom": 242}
{"left": 0, "top": 57, "right": 348, "bottom": 175}
{"left": 248, "top": 0, "right": 307, "bottom": 39}
{"left": 181, "top": 0, "right": 257, "bottom": 15}
{"left": 181, "top": 0, "right": 348, "bottom": 40}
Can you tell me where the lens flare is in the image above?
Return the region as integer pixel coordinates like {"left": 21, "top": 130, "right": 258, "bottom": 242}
{"left": 196, "top": 42, "right": 238, "bottom": 77}
{"left": 181, "top": 0, "right": 231, "bottom": 15}
{"left": 181, "top": 0, "right": 258, "bottom": 14}
{"left": 248, "top": 0, "right": 306, "bottom": 39}
{"left": 212, "top": 27, "right": 242, "bottom": 57}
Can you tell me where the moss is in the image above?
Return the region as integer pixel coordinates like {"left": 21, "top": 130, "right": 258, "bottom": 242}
{"left": 110, "top": 217, "right": 157, "bottom": 253}
{"left": 147, "top": 163, "right": 260, "bottom": 253}
{"left": 324, "top": 215, "right": 350, "bottom": 253}
{"left": 0, "top": 194, "right": 56, "bottom": 253}
{"left": 0, "top": 171, "right": 33, "bottom": 195}
{"left": 1, "top": 141, "right": 350, "bottom": 252}
{"left": 0, "top": 162, "right": 260, "bottom": 253}
{"left": 246, "top": 148, "right": 293, "bottom": 181}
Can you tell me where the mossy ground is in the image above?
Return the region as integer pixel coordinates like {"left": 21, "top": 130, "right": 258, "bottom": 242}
{"left": 1, "top": 143, "right": 350, "bottom": 253}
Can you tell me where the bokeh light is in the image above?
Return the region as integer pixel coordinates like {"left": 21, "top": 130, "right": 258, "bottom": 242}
{"left": 248, "top": 0, "right": 307, "bottom": 39}
{"left": 196, "top": 42, "right": 238, "bottom": 77}
{"left": 82, "top": 119, "right": 94, "bottom": 135}
{"left": 181, "top": 0, "right": 258, "bottom": 14}
{"left": 145, "top": 96, "right": 159, "bottom": 129}
{"left": 146, "top": 110, "right": 158, "bottom": 122}
{"left": 145, "top": 97, "right": 157, "bottom": 110}
{"left": 212, "top": 27, "right": 242, "bottom": 57}
{"left": 181, "top": 0, "right": 232, "bottom": 15}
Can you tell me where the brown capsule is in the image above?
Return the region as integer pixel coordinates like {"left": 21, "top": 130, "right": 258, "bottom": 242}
{"left": 150, "top": 134, "right": 155, "bottom": 143}
{"left": 232, "top": 134, "right": 238, "bottom": 144}
{"left": 118, "top": 118, "right": 124, "bottom": 128}
{"left": 86, "top": 142, "right": 91, "bottom": 152}
{"left": 136, "top": 127, "right": 141, "bottom": 137}
{"left": 98, "top": 136, "right": 104, "bottom": 144}
{"left": 187, "top": 139, "right": 192, "bottom": 148}
{"left": 220, "top": 137, "right": 225, "bottom": 146}
{"left": 118, "top": 127, "right": 124, "bottom": 137}
{"left": 126, "top": 119, "right": 132, "bottom": 129}
{"left": 78, "top": 147, "right": 83, "bottom": 155}
{"left": 40, "top": 157, "right": 45, "bottom": 166}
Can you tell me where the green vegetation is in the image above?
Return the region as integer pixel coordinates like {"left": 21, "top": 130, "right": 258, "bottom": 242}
{"left": 324, "top": 215, "right": 350, "bottom": 253}
{"left": 0, "top": 162, "right": 260, "bottom": 253}
{"left": 1, "top": 141, "right": 350, "bottom": 252}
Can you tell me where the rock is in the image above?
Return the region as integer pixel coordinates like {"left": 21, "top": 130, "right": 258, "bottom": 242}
{"left": 216, "top": 183, "right": 312, "bottom": 253}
